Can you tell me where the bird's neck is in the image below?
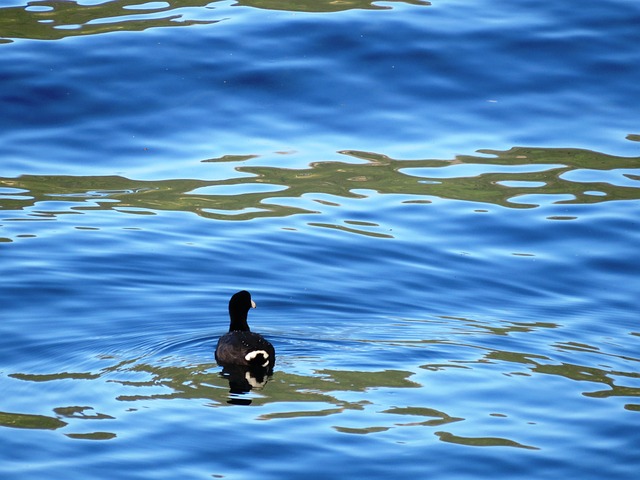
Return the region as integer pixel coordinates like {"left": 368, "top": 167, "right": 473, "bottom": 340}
{"left": 229, "top": 312, "right": 250, "bottom": 332}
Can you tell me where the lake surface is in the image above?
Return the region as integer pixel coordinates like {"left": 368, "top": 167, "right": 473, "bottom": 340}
{"left": 1, "top": 0, "right": 639, "bottom": 478}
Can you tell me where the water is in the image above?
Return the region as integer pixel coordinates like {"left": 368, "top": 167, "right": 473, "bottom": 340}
{"left": 1, "top": 0, "right": 639, "bottom": 478}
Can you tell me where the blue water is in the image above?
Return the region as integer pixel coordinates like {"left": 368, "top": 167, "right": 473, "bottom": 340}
{"left": 1, "top": 0, "right": 640, "bottom": 478}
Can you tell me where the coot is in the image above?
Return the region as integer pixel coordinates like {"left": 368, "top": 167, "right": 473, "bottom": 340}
{"left": 215, "top": 290, "right": 275, "bottom": 370}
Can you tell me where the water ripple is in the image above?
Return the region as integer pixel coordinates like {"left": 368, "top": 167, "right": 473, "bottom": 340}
{"left": 2, "top": 0, "right": 640, "bottom": 477}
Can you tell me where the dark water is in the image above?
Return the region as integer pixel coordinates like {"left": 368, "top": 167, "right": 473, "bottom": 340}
{"left": 1, "top": 1, "right": 639, "bottom": 479}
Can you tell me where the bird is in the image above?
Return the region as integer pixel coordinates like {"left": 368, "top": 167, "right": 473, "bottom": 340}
{"left": 215, "top": 290, "right": 275, "bottom": 371}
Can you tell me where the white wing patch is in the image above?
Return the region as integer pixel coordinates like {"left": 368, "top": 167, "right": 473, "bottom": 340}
{"left": 245, "top": 350, "right": 270, "bottom": 367}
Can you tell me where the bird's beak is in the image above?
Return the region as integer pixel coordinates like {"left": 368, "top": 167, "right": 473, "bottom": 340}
{"left": 251, "top": 300, "right": 256, "bottom": 308}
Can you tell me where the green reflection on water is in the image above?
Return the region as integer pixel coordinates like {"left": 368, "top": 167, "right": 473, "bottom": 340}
{"left": 65, "top": 431, "right": 117, "bottom": 440}
{"left": 0, "top": 410, "right": 67, "bottom": 430}
{"left": 435, "top": 431, "right": 539, "bottom": 450}
{"left": 1, "top": 146, "right": 639, "bottom": 230}
{"left": 465, "top": 347, "right": 640, "bottom": 400}
{"left": 381, "top": 406, "right": 464, "bottom": 427}
{"left": 8, "top": 358, "right": 419, "bottom": 408}
{"left": 53, "top": 406, "right": 115, "bottom": 420}
{"left": 439, "top": 316, "right": 560, "bottom": 337}
{"left": 9, "top": 371, "right": 101, "bottom": 381}
{"left": 239, "top": 0, "right": 430, "bottom": 13}
{"left": 0, "top": 0, "right": 430, "bottom": 43}
{"left": 6, "top": 360, "right": 424, "bottom": 437}
{"left": 108, "top": 361, "right": 420, "bottom": 406}
{"left": 334, "top": 425, "right": 390, "bottom": 434}
{"left": 0, "top": 0, "right": 217, "bottom": 43}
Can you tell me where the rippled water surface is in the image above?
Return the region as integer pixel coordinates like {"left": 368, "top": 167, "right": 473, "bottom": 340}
{"left": 1, "top": 0, "right": 640, "bottom": 479}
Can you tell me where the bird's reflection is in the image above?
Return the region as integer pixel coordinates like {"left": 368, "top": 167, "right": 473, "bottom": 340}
{"left": 218, "top": 363, "right": 274, "bottom": 405}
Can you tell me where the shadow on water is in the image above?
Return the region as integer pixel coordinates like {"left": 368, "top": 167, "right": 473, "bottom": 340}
{"left": 0, "top": 0, "right": 431, "bottom": 43}
{"left": 1, "top": 146, "right": 639, "bottom": 240}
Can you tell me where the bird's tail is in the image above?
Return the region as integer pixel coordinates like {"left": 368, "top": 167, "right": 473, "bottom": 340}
{"left": 245, "top": 350, "right": 270, "bottom": 368}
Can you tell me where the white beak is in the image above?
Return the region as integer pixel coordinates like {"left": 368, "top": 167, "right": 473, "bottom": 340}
{"left": 251, "top": 300, "right": 256, "bottom": 308}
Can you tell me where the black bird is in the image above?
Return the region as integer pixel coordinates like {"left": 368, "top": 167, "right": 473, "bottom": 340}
{"left": 215, "top": 290, "right": 275, "bottom": 370}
